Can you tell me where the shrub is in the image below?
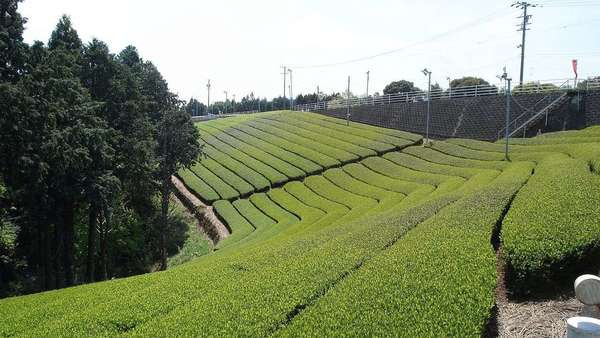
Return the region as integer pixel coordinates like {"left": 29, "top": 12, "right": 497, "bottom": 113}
{"left": 176, "top": 168, "right": 219, "bottom": 203}
{"left": 213, "top": 200, "right": 255, "bottom": 249}
{"left": 189, "top": 163, "right": 238, "bottom": 200}
{"left": 502, "top": 155, "right": 600, "bottom": 294}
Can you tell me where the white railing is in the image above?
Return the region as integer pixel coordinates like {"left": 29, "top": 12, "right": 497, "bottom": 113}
{"left": 293, "top": 77, "right": 600, "bottom": 112}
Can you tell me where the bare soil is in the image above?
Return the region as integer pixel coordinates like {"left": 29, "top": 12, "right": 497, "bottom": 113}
{"left": 171, "top": 175, "right": 230, "bottom": 244}
{"left": 494, "top": 252, "right": 600, "bottom": 337}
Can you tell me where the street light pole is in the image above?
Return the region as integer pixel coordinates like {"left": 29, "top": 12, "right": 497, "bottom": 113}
{"left": 206, "top": 79, "right": 211, "bottom": 115}
{"left": 223, "top": 90, "right": 228, "bottom": 114}
{"left": 498, "top": 68, "right": 512, "bottom": 160}
{"left": 446, "top": 77, "right": 451, "bottom": 98}
{"left": 317, "top": 85, "right": 320, "bottom": 111}
{"left": 288, "top": 68, "right": 293, "bottom": 110}
{"left": 346, "top": 76, "right": 350, "bottom": 126}
{"left": 422, "top": 68, "right": 432, "bottom": 145}
{"left": 366, "top": 70, "right": 370, "bottom": 97}
{"left": 281, "top": 66, "right": 287, "bottom": 109}
{"left": 505, "top": 77, "right": 512, "bottom": 160}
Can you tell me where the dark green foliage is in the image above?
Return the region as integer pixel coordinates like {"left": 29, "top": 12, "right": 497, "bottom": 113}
{"left": 0, "top": 2, "right": 203, "bottom": 295}
{"left": 383, "top": 80, "right": 420, "bottom": 94}
{"left": 48, "top": 15, "right": 82, "bottom": 51}
{"left": 156, "top": 107, "right": 201, "bottom": 269}
{"left": 449, "top": 76, "right": 490, "bottom": 88}
{"left": 0, "top": 0, "right": 28, "bottom": 83}
{"left": 186, "top": 98, "right": 206, "bottom": 116}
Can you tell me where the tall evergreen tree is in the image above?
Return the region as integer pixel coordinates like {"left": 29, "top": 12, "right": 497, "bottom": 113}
{"left": 0, "top": 0, "right": 28, "bottom": 83}
{"left": 156, "top": 108, "right": 200, "bottom": 270}
{"left": 48, "top": 15, "right": 82, "bottom": 51}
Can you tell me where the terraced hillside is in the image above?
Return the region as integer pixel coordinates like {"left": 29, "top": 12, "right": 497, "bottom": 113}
{"left": 178, "top": 111, "right": 421, "bottom": 202}
{"left": 1, "top": 115, "right": 599, "bottom": 336}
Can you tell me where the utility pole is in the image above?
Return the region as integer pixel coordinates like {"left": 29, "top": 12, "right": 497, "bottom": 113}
{"left": 366, "top": 70, "right": 370, "bottom": 97}
{"left": 223, "top": 90, "right": 228, "bottom": 114}
{"left": 232, "top": 94, "right": 236, "bottom": 113}
{"left": 206, "top": 79, "right": 211, "bottom": 115}
{"left": 512, "top": 1, "right": 537, "bottom": 86}
{"left": 422, "top": 68, "right": 432, "bottom": 145}
{"left": 498, "top": 67, "right": 512, "bottom": 160}
{"left": 317, "top": 85, "right": 320, "bottom": 111}
{"left": 281, "top": 66, "right": 287, "bottom": 109}
{"left": 346, "top": 76, "right": 350, "bottom": 126}
{"left": 288, "top": 68, "right": 293, "bottom": 110}
{"left": 446, "top": 77, "right": 452, "bottom": 98}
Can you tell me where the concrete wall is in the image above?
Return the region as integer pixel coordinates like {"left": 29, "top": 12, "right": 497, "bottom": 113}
{"left": 320, "top": 93, "right": 563, "bottom": 141}
{"left": 586, "top": 91, "right": 600, "bottom": 126}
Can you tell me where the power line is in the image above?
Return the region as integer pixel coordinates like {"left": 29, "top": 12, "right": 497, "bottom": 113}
{"left": 287, "top": 7, "right": 514, "bottom": 69}
{"left": 538, "top": 0, "right": 600, "bottom": 7}
{"left": 513, "top": 1, "right": 537, "bottom": 86}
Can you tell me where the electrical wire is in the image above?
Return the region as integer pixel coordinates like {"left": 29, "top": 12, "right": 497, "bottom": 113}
{"left": 287, "top": 7, "right": 516, "bottom": 69}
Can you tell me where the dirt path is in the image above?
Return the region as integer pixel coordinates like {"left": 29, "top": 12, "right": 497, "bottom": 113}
{"left": 494, "top": 257, "right": 600, "bottom": 337}
{"left": 171, "top": 175, "right": 230, "bottom": 244}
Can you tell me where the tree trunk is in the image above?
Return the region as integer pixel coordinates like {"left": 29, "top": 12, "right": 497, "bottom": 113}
{"left": 53, "top": 221, "right": 62, "bottom": 290}
{"left": 159, "top": 178, "right": 170, "bottom": 271}
{"left": 39, "top": 221, "right": 52, "bottom": 290}
{"left": 100, "top": 207, "right": 108, "bottom": 281}
{"left": 62, "top": 200, "right": 75, "bottom": 287}
{"left": 86, "top": 202, "right": 98, "bottom": 283}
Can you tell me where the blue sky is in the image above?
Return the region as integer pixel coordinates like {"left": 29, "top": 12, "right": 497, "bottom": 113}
{"left": 20, "top": 0, "right": 600, "bottom": 102}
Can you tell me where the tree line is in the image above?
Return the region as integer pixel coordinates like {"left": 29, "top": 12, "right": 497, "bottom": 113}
{"left": 0, "top": 0, "right": 200, "bottom": 296}
{"left": 185, "top": 92, "right": 344, "bottom": 116}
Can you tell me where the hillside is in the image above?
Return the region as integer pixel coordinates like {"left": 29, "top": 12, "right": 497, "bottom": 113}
{"left": 1, "top": 113, "right": 600, "bottom": 336}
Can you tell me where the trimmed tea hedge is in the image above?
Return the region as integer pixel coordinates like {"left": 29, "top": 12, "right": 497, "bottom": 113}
{"left": 502, "top": 154, "right": 600, "bottom": 293}
{"left": 3, "top": 119, "right": 600, "bottom": 337}
{"left": 214, "top": 200, "right": 255, "bottom": 249}
{"left": 199, "top": 134, "right": 287, "bottom": 185}
{"left": 189, "top": 163, "right": 238, "bottom": 200}
{"left": 176, "top": 168, "right": 219, "bottom": 203}
{"left": 278, "top": 163, "right": 532, "bottom": 337}
{"left": 245, "top": 119, "right": 358, "bottom": 163}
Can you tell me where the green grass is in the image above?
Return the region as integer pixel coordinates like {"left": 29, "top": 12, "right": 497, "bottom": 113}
{"left": 167, "top": 197, "right": 211, "bottom": 268}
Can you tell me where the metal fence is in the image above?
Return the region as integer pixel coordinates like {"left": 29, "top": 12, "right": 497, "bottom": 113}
{"left": 293, "top": 77, "right": 600, "bottom": 112}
